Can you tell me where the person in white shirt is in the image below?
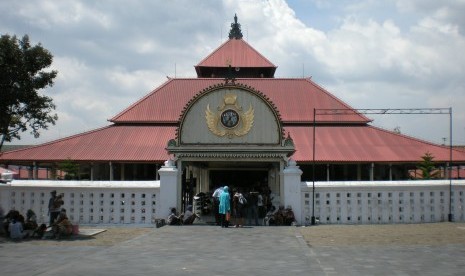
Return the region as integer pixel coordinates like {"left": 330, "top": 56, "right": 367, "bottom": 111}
{"left": 212, "top": 186, "right": 224, "bottom": 225}
{"left": 9, "top": 219, "right": 26, "bottom": 240}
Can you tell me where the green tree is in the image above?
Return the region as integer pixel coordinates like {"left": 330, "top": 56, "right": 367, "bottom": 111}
{"left": 59, "top": 158, "right": 80, "bottom": 180}
{"left": 417, "top": 152, "right": 441, "bottom": 179}
{"left": 0, "top": 34, "right": 58, "bottom": 151}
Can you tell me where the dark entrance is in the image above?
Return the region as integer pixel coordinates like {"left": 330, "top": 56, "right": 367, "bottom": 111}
{"left": 209, "top": 170, "right": 268, "bottom": 191}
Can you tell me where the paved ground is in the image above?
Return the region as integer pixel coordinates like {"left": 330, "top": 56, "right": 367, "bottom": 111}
{"left": 1, "top": 223, "right": 465, "bottom": 275}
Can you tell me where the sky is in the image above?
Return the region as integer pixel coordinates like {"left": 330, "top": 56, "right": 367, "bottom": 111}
{"left": 1, "top": 0, "right": 464, "bottom": 146}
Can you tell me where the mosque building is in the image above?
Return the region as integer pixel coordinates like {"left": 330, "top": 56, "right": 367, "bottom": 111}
{"left": 2, "top": 15, "right": 465, "bottom": 209}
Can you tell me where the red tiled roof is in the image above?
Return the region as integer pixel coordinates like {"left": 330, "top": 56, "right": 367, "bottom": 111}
{"left": 196, "top": 38, "right": 276, "bottom": 68}
{"left": 3, "top": 124, "right": 464, "bottom": 163}
{"left": 110, "top": 78, "right": 370, "bottom": 124}
{"left": 0, "top": 125, "right": 175, "bottom": 162}
{"left": 287, "top": 125, "right": 465, "bottom": 163}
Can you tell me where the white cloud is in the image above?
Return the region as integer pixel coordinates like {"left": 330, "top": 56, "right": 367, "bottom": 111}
{"left": 1, "top": 0, "right": 464, "bottom": 146}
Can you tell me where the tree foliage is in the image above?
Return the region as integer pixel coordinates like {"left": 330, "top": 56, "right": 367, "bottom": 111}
{"left": 0, "top": 34, "right": 58, "bottom": 150}
{"left": 58, "top": 158, "right": 80, "bottom": 180}
{"left": 417, "top": 152, "right": 441, "bottom": 179}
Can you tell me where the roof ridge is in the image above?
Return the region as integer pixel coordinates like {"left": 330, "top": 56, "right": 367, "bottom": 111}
{"left": 303, "top": 78, "right": 372, "bottom": 123}
{"left": 367, "top": 124, "right": 465, "bottom": 155}
{"left": 0, "top": 125, "right": 114, "bottom": 155}
{"left": 239, "top": 39, "right": 276, "bottom": 67}
{"left": 196, "top": 38, "right": 276, "bottom": 68}
{"left": 109, "top": 78, "right": 174, "bottom": 122}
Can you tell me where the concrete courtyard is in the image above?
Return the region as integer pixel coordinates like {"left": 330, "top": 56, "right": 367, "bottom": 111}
{"left": 1, "top": 223, "right": 465, "bottom": 275}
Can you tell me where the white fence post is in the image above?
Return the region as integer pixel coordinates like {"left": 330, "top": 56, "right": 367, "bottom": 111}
{"left": 158, "top": 159, "right": 179, "bottom": 220}
{"left": 283, "top": 159, "right": 303, "bottom": 224}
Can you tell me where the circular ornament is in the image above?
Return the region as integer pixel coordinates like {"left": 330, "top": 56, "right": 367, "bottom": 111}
{"left": 220, "top": 109, "right": 239, "bottom": 128}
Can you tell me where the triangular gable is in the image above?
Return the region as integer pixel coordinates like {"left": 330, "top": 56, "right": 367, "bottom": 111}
{"left": 109, "top": 78, "right": 370, "bottom": 124}
{"left": 195, "top": 39, "right": 276, "bottom": 69}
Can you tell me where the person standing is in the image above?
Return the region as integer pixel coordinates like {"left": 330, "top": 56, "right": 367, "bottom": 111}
{"left": 212, "top": 186, "right": 224, "bottom": 225}
{"left": 218, "top": 186, "right": 231, "bottom": 228}
{"left": 257, "top": 191, "right": 265, "bottom": 220}
{"left": 48, "top": 191, "right": 63, "bottom": 227}
{"left": 247, "top": 191, "right": 259, "bottom": 226}
{"left": 233, "top": 189, "right": 246, "bottom": 228}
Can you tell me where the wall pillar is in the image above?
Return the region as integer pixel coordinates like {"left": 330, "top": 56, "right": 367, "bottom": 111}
{"left": 445, "top": 163, "right": 450, "bottom": 179}
{"left": 326, "top": 164, "right": 330, "bottom": 181}
{"left": 109, "top": 162, "right": 113, "bottom": 181}
{"left": 158, "top": 159, "right": 179, "bottom": 219}
{"left": 33, "top": 162, "right": 39, "bottom": 180}
{"left": 389, "top": 164, "right": 393, "bottom": 181}
{"left": 90, "top": 163, "right": 94, "bottom": 181}
{"left": 370, "top": 163, "right": 374, "bottom": 181}
{"left": 283, "top": 159, "right": 303, "bottom": 225}
{"left": 121, "top": 163, "right": 125, "bottom": 180}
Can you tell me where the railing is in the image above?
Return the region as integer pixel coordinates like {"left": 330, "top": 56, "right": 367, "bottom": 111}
{"left": 0, "top": 180, "right": 160, "bottom": 225}
{"left": 302, "top": 180, "right": 465, "bottom": 225}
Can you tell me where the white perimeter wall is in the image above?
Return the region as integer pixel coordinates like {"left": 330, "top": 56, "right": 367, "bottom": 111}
{"left": 301, "top": 180, "right": 465, "bottom": 225}
{"left": 0, "top": 180, "right": 160, "bottom": 225}
{"left": 2, "top": 179, "right": 465, "bottom": 225}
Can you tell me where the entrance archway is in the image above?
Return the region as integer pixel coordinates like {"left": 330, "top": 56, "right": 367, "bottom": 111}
{"left": 209, "top": 169, "right": 268, "bottom": 191}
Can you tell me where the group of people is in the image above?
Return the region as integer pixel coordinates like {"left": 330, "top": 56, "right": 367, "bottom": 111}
{"left": 167, "top": 205, "right": 199, "bottom": 225}
{"left": 0, "top": 190, "right": 73, "bottom": 240}
{"left": 1, "top": 208, "right": 46, "bottom": 240}
{"left": 213, "top": 185, "right": 296, "bottom": 228}
{"left": 48, "top": 190, "right": 73, "bottom": 239}
{"left": 264, "top": 205, "right": 296, "bottom": 226}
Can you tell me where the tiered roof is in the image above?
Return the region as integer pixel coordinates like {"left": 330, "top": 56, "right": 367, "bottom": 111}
{"left": 1, "top": 15, "right": 465, "bottom": 164}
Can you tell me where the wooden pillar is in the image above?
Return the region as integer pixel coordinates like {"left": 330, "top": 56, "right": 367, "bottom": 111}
{"left": 90, "top": 163, "right": 94, "bottom": 181}
{"left": 389, "top": 163, "right": 393, "bottom": 181}
{"left": 109, "top": 162, "right": 114, "bottom": 181}
{"left": 33, "top": 162, "right": 38, "bottom": 180}
{"left": 326, "top": 164, "right": 330, "bottom": 181}
{"left": 121, "top": 163, "right": 125, "bottom": 180}
{"left": 370, "top": 163, "right": 374, "bottom": 181}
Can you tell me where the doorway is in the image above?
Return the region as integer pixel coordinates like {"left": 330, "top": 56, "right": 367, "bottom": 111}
{"left": 209, "top": 170, "right": 268, "bottom": 192}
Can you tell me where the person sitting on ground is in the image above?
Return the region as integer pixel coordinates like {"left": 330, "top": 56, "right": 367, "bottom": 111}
{"left": 24, "top": 209, "right": 38, "bottom": 231}
{"left": 182, "top": 205, "right": 198, "bottom": 225}
{"left": 3, "top": 210, "right": 22, "bottom": 235}
{"left": 167, "top": 208, "right": 182, "bottom": 225}
{"left": 32, "top": 224, "right": 47, "bottom": 239}
{"left": 52, "top": 208, "right": 73, "bottom": 239}
{"left": 264, "top": 205, "right": 276, "bottom": 226}
{"left": 9, "top": 218, "right": 27, "bottom": 240}
{"left": 284, "top": 206, "right": 296, "bottom": 226}
{"left": 274, "top": 205, "right": 286, "bottom": 226}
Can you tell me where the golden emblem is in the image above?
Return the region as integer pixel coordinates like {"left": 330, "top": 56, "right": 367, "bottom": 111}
{"left": 205, "top": 93, "right": 254, "bottom": 138}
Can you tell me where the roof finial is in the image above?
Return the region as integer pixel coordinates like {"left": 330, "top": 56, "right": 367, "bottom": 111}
{"left": 228, "top": 14, "right": 243, "bottom": 39}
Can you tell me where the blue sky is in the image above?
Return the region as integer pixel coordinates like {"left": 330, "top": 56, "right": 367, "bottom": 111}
{"left": 1, "top": 0, "right": 464, "bottom": 146}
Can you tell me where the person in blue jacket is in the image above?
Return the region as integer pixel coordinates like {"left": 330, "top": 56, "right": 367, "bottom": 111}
{"left": 218, "top": 186, "right": 231, "bottom": 228}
